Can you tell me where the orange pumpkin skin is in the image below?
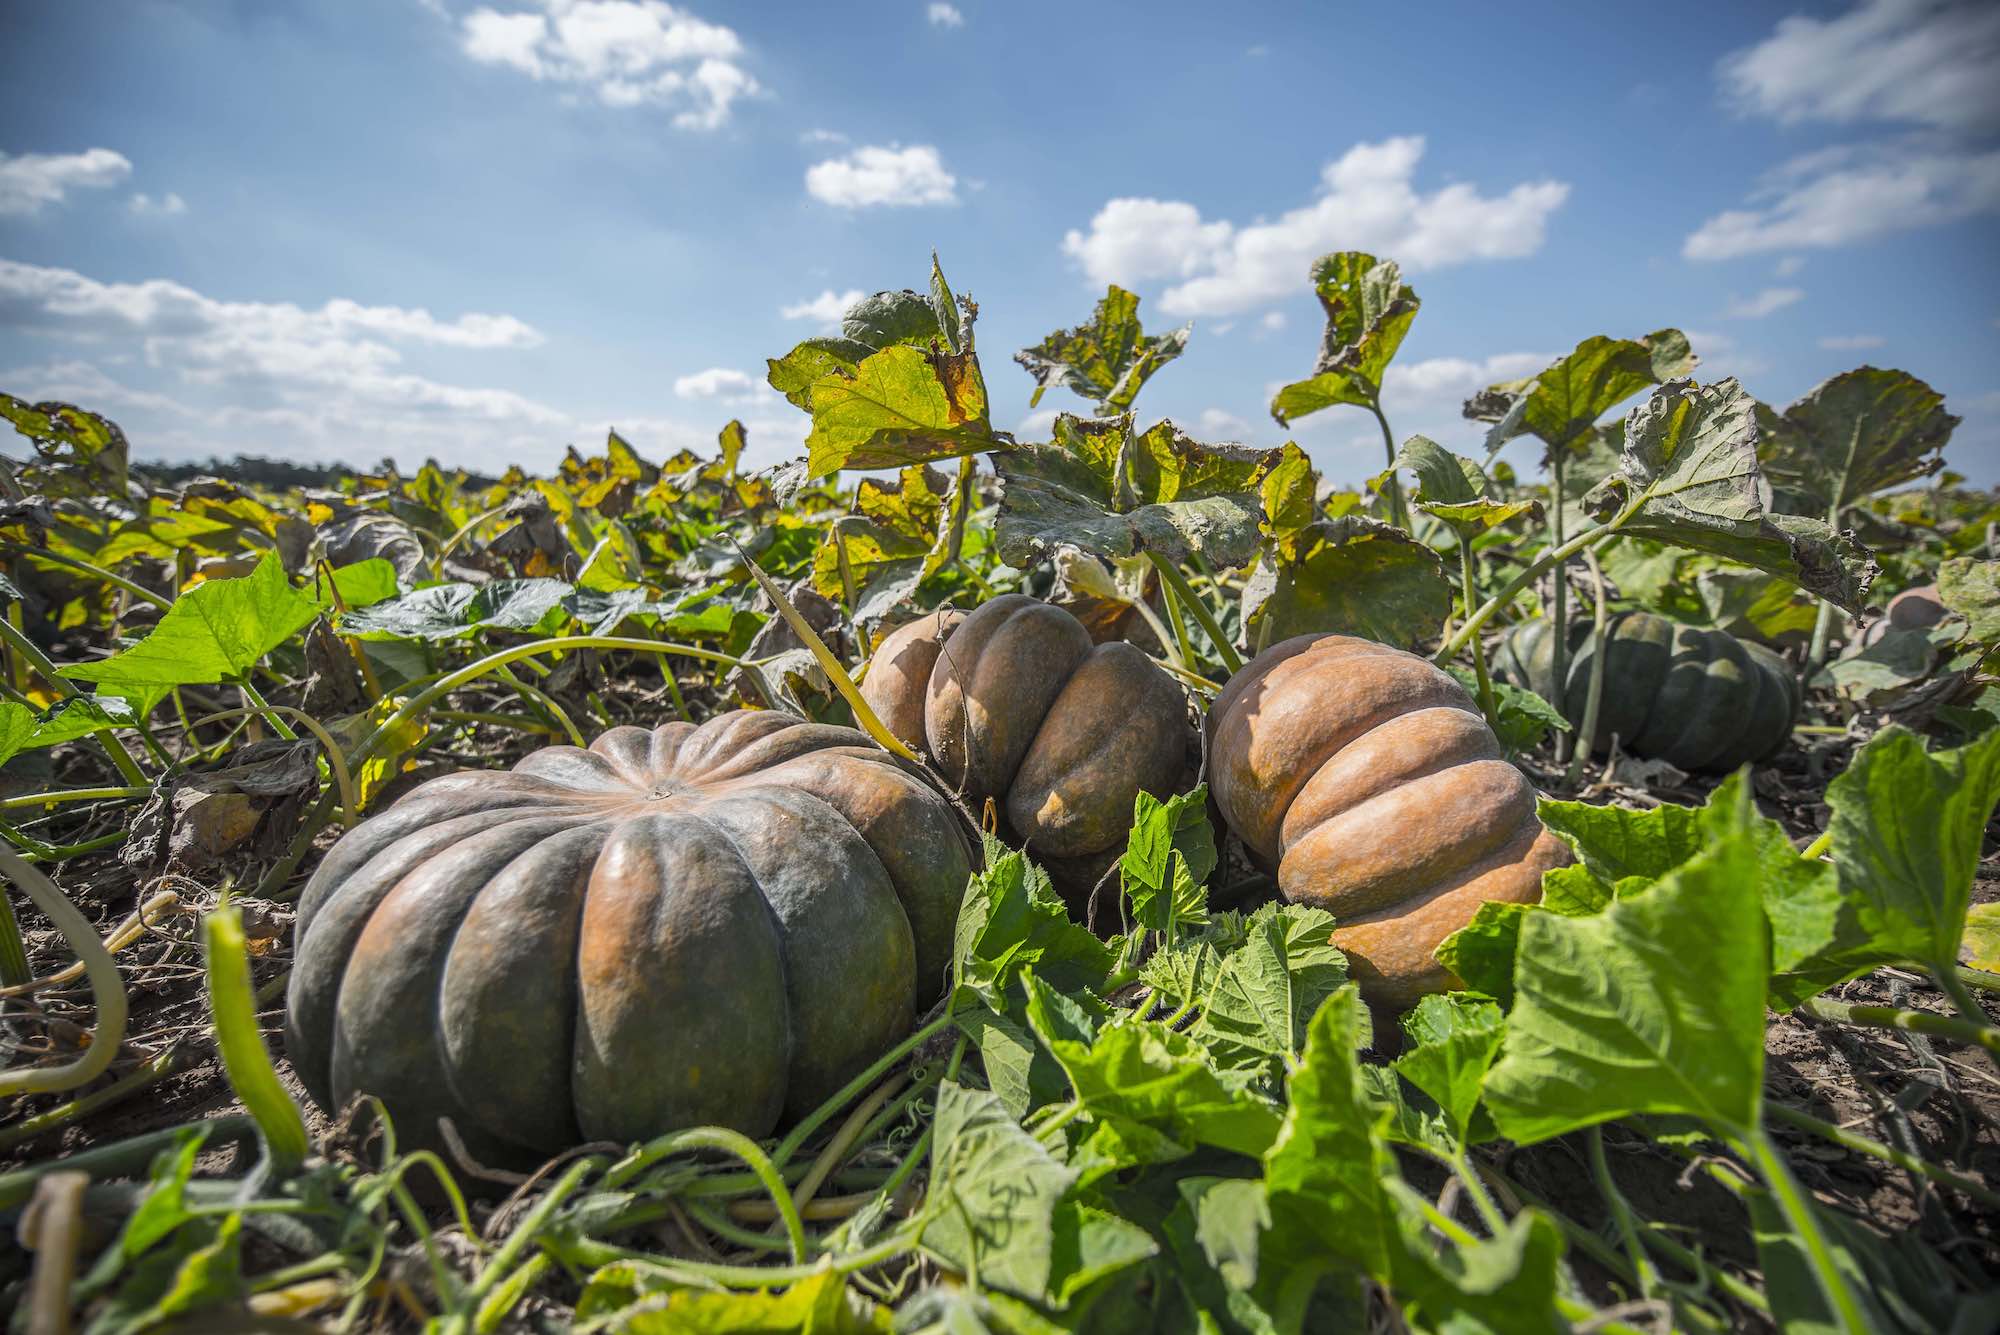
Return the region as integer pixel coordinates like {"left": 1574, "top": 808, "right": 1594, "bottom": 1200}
{"left": 1209, "top": 634, "right": 1571, "bottom": 1011}
{"left": 285, "top": 711, "right": 972, "bottom": 1162}
{"left": 861, "top": 596, "right": 1191, "bottom": 868}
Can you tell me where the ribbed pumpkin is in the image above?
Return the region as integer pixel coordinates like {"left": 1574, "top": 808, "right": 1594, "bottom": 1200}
{"left": 285, "top": 711, "right": 972, "bottom": 1159}
{"left": 860, "top": 594, "right": 1192, "bottom": 885}
{"left": 1210, "top": 634, "right": 1571, "bottom": 1010}
{"left": 1496, "top": 613, "right": 1799, "bottom": 773}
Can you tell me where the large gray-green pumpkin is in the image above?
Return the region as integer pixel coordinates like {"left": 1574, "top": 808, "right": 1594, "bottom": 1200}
{"left": 1495, "top": 612, "right": 1799, "bottom": 772}
{"left": 285, "top": 711, "right": 972, "bottom": 1159}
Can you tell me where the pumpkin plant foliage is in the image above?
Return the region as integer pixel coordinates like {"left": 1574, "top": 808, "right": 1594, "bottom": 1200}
{"left": 1016, "top": 284, "right": 1190, "bottom": 416}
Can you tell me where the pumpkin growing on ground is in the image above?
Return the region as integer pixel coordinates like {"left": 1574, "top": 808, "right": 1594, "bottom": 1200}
{"left": 860, "top": 594, "right": 1193, "bottom": 890}
{"left": 1495, "top": 613, "right": 1799, "bottom": 773}
{"left": 285, "top": 711, "right": 972, "bottom": 1159}
{"left": 1209, "top": 634, "right": 1571, "bottom": 1010}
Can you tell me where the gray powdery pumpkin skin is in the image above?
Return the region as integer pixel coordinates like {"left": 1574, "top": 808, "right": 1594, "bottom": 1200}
{"left": 1497, "top": 611, "right": 1798, "bottom": 773}
{"left": 285, "top": 711, "right": 972, "bottom": 1158}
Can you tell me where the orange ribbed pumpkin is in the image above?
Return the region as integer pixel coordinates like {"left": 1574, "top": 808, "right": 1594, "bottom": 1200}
{"left": 1209, "top": 633, "right": 1571, "bottom": 1010}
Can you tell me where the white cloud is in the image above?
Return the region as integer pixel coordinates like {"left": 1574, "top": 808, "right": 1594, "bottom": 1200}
{"left": 1719, "top": 0, "right": 2000, "bottom": 135}
{"left": 1258, "top": 311, "right": 1287, "bottom": 332}
{"left": 672, "top": 366, "right": 758, "bottom": 399}
{"left": 0, "top": 259, "right": 802, "bottom": 473}
{"left": 1683, "top": 140, "right": 2000, "bottom": 259}
{"left": 926, "top": 3, "right": 963, "bottom": 28}
{"left": 800, "top": 128, "right": 848, "bottom": 145}
{"left": 1722, "top": 287, "right": 1804, "bottom": 319}
{"left": 1061, "top": 137, "right": 1569, "bottom": 317}
{"left": 1774, "top": 255, "right": 1805, "bottom": 277}
{"left": 1819, "top": 333, "right": 1887, "bottom": 350}
{"left": 1198, "top": 408, "right": 1255, "bottom": 440}
{"left": 0, "top": 148, "right": 132, "bottom": 217}
{"left": 780, "top": 288, "right": 864, "bottom": 327}
{"left": 128, "top": 192, "right": 188, "bottom": 217}
{"left": 1014, "top": 408, "right": 1060, "bottom": 440}
{"left": 805, "top": 144, "right": 957, "bottom": 208}
{"left": 457, "top": 1, "right": 757, "bottom": 129}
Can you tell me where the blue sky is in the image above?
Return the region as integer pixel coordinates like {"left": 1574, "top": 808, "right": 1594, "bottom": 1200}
{"left": 1, "top": 0, "right": 1996, "bottom": 485}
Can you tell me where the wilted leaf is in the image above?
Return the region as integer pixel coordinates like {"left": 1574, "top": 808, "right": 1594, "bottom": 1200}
{"left": 1270, "top": 253, "right": 1417, "bottom": 425}
{"left": 1468, "top": 330, "right": 1695, "bottom": 457}
{"left": 1398, "top": 435, "right": 1542, "bottom": 536}
{"left": 1241, "top": 515, "right": 1454, "bottom": 652}
{"left": 1940, "top": 557, "right": 2000, "bottom": 644}
{"left": 805, "top": 343, "right": 1003, "bottom": 478}
{"left": 1, "top": 391, "right": 130, "bottom": 493}
{"left": 1017, "top": 285, "right": 1190, "bottom": 417}
{"left": 1758, "top": 367, "right": 1958, "bottom": 516}
{"left": 996, "top": 415, "right": 1284, "bottom": 569}
{"left": 338, "top": 578, "right": 573, "bottom": 641}
{"left": 1586, "top": 378, "right": 1875, "bottom": 613}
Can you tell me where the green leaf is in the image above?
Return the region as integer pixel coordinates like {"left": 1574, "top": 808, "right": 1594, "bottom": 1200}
{"left": 1435, "top": 900, "right": 1534, "bottom": 1007}
{"left": 1823, "top": 725, "right": 2000, "bottom": 975}
{"left": 1392, "top": 1208, "right": 1568, "bottom": 1335}
{"left": 1392, "top": 994, "right": 1504, "bottom": 1146}
{"left": 1016, "top": 285, "right": 1190, "bottom": 415}
{"left": 1586, "top": 378, "right": 1876, "bottom": 614}
{"left": 1444, "top": 669, "right": 1569, "bottom": 753}
{"left": 1537, "top": 795, "right": 1703, "bottom": 882}
{"left": 804, "top": 343, "right": 1002, "bottom": 479}
{"left": 0, "top": 694, "right": 137, "bottom": 768}
{"left": 1483, "top": 792, "right": 1770, "bottom": 1142}
{"left": 1269, "top": 252, "right": 1418, "bottom": 425}
{"left": 1399, "top": 435, "right": 1545, "bottom": 538}
{"left": 1191, "top": 903, "right": 1348, "bottom": 1072}
{"left": 1119, "top": 785, "right": 1217, "bottom": 934}
{"left": 1027, "top": 994, "right": 1283, "bottom": 1157}
{"left": 953, "top": 846, "right": 1115, "bottom": 1014}
{"left": 1, "top": 391, "right": 129, "bottom": 492}
{"left": 995, "top": 414, "right": 1286, "bottom": 569}
{"left": 1240, "top": 515, "right": 1454, "bottom": 653}
{"left": 1262, "top": 986, "right": 1396, "bottom": 1278}
{"left": 1965, "top": 902, "right": 2000, "bottom": 972}
{"left": 1757, "top": 367, "right": 1958, "bottom": 516}
{"left": 1497, "top": 330, "right": 1695, "bottom": 456}
{"left": 1047, "top": 1201, "right": 1159, "bottom": 1307}
{"left": 923, "top": 1081, "right": 1078, "bottom": 1302}
{"left": 324, "top": 558, "right": 399, "bottom": 610}
{"left": 608, "top": 1268, "right": 891, "bottom": 1333}
{"left": 63, "top": 551, "right": 327, "bottom": 713}
{"left": 1940, "top": 557, "right": 2000, "bottom": 644}
{"left": 338, "top": 578, "right": 573, "bottom": 641}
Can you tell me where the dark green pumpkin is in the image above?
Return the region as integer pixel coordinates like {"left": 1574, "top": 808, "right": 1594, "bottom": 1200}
{"left": 285, "top": 711, "right": 972, "bottom": 1161}
{"left": 1496, "top": 612, "right": 1799, "bottom": 772}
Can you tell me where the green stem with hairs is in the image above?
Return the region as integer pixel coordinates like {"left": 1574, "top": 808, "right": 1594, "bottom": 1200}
{"left": 1799, "top": 993, "right": 2000, "bottom": 1054}
{"left": 1367, "top": 399, "right": 1409, "bottom": 530}
{"left": 1736, "top": 1124, "right": 1873, "bottom": 1334}
{"left": 1435, "top": 515, "right": 1624, "bottom": 666}
{"left": 1146, "top": 550, "right": 1242, "bottom": 675}
{"left": 1456, "top": 534, "right": 1496, "bottom": 722}
{"left": 1767, "top": 1101, "right": 2000, "bottom": 1208}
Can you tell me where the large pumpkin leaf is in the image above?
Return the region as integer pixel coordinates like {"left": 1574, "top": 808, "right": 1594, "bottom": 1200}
{"left": 921, "top": 1081, "right": 1078, "bottom": 1303}
{"left": 803, "top": 343, "right": 1001, "bottom": 478}
{"left": 1016, "top": 284, "right": 1190, "bottom": 415}
{"left": 810, "top": 464, "right": 952, "bottom": 622}
{"left": 996, "top": 414, "right": 1285, "bottom": 569}
{"left": 1939, "top": 556, "right": 2000, "bottom": 644}
{"left": 1467, "top": 330, "right": 1695, "bottom": 456}
{"left": 1757, "top": 367, "right": 1958, "bottom": 518}
{"left": 338, "top": 578, "right": 574, "bottom": 641}
{"left": 0, "top": 694, "right": 138, "bottom": 769}
{"left": 1240, "top": 515, "right": 1454, "bottom": 653}
{"left": 1482, "top": 789, "right": 1770, "bottom": 1143}
{"left": 1585, "top": 378, "right": 1876, "bottom": 614}
{"left": 1270, "top": 252, "right": 1417, "bottom": 425}
{"left": 64, "top": 551, "right": 327, "bottom": 713}
{"left": 1191, "top": 902, "right": 1348, "bottom": 1073}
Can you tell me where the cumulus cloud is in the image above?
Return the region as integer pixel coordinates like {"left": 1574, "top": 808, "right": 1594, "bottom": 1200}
{"left": 780, "top": 288, "right": 865, "bottom": 327}
{"left": 457, "top": 0, "right": 757, "bottom": 129}
{"left": 1819, "top": 333, "right": 1887, "bottom": 350}
{"left": 1684, "top": 140, "right": 2000, "bottom": 259}
{"left": 127, "top": 192, "right": 188, "bottom": 217}
{"left": 1722, "top": 287, "right": 1804, "bottom": 319}
{"left": 1198, "top": 408, "right": 1255, "bottom": 440}
{"left": 1258, "top": 311, "right": 1287, "bottom": 332}
{"left": 0, "top": 259, "right": 808, "bottom": 473}
{"left": 1061, "top": 137, "right": 1568, "bottom": 317}
{"left": 672, "top": 366, "right": 758, "bottom": 399}
{"left": 805, "top": 144, "right": 957, "bottom": 208}
{"left": 800, "top": 128, "right": 848, "bottom": 145}
{"left": 1774, "top": 255, "right": 1805, "bottom": 277}
{"left": 0, "top": 148, "right": 132, "bottom": 217}
{"left": 1718, "top": 0, "right": 2000, "bottom": 135}
{"left": 927, "top": 3, "right": 963, "bottom": 27}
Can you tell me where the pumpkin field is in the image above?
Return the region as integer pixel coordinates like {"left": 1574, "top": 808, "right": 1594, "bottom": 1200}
{"left": 2, "top": 251, "right": 1997, "bottom": 1332}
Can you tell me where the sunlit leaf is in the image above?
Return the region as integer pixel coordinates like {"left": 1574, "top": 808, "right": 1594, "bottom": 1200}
{"left": 1016, "top": 284, "right": 1189, "bottom": 414}
{"left": 1270, "top": 253, "right": 1417, "bottom": 425}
